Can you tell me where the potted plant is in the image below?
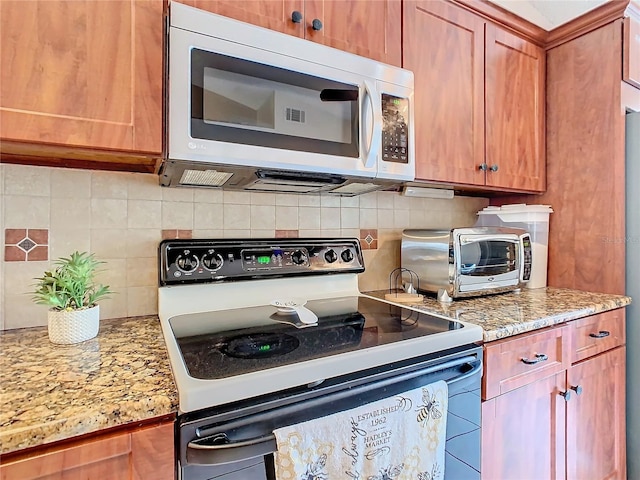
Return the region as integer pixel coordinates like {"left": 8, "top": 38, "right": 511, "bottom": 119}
{"left": 32, "top": 251, "right": 112, "bottom": 344}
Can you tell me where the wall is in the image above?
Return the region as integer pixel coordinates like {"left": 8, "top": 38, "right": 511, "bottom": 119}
{"left": 0, "top": 163, "right": 489, "bottom": 330}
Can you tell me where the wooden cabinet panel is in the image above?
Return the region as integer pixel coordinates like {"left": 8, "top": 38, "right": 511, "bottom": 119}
{"left": 403, "top": 0, "right": 485, "bottom": 184}
{"left": 131, "top": 422, "right": 175, "bottom": 480}
{"left": 623, "top": 15, "right": 640, "bottom": 88}
{"left": 485, "top": 24, "right": 545, "bottom": 191}
{"left": 570, "top": 308, "right": 626, "bottom": 363}
{"left": 483, "top": 325, "right": 569, "bottom": 400}
{"left": 481, "top": 372, "right": 566, "bottom": 480}
{"left": 305, "top": 0, "right": 401, "bottom": 66}
{"left": 403, "top": 0, "right": 545, "bottom": 193}
{"left": 566, "top": 347, "right": 626, "bottom": 480}
{"left": 178, "top": 0, "right": 304, "bottom": 37}
{"left": 0, "top": 0, "right": 163, "bottom": 156}
{"left": 0, "top": 420, "right": 174, "bottom": 480}
{"left": 184, "top": 0, "right": 401, "bottom": 66}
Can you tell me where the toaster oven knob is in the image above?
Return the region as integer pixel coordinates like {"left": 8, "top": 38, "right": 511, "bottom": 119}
{"left": 341, "top": 249, "right": 354, "bottom": 263}
{"left": 291, "top": 250, "right": 308, "bottom": 265}
{"left": 324, "top": 249, "right": 338, "bottom": 263}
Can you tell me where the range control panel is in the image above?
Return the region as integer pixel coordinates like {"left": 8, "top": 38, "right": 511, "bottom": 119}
{"left": 159, "top": 238, "right": 365, "bottom": 285}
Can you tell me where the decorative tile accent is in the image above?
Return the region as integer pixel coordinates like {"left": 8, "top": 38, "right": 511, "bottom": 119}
{"left": 4, "top": 228, "right": 49, "bottom": 262}
{"left": 360, "top": 229, "right": 378, "bottom": 250}
{"left": 275, "top": 230, "right": 299, "bottom": 238}
{"left": 161, "top": 229, "right": 193, "bottom": 240}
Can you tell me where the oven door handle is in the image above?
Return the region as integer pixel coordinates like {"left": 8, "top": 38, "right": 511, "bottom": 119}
{"left": 186, "top": 355, "right": 481, "bottom": 465}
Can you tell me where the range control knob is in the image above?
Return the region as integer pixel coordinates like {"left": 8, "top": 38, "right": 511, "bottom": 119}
{"left": 341, "top": 249, "right": 355, "bottom": 263}
{"left": 175, "top": 252, "right": 199, "bottom": 272}
{"left": 324, "top": 249, "right": 338, "bottom": 263}
{"left": 291, "top": 250, "right": 308, "bottom": 265}
{"left": 202, "top": 251, "right": 224, "bottom": 271}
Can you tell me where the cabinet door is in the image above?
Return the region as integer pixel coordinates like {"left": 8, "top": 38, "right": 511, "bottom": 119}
{"left": 481, "top": 373, "right": 566, "bottom": 480}
{"left": 485, "top": 25, "right": 545, "bottom": 192}
{"left": 178, "top": 0, "right": 304, "bottom": 37}
{"left": 566, "top": 347, "right": 626, "bottom": 480}
{"left": 304, "top": 0, "right": 401, "bottom": 66}
{"left": 403, "top": 0, "right": 485, "bottom": 185}
{"left": 0, "top": 0, "right": 163, "bottom": 155}
{"left": 623, "top": 15, "right": 640, "bottom": 89}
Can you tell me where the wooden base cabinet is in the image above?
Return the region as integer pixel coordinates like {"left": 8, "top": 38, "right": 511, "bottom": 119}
{"left": 481, "top": 309, "right": 627, "bottom": 480}
{"left": 0, "top": 420, "right": 174, "bottom": 480}
{"left": 403, "top": 0, "right": 545, "bottom": 193}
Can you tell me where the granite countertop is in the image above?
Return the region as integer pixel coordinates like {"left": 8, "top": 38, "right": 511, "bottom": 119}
{"left": 367, "top": 286, "right": 632, "bottom": 342}
{"left": 0, "top": 316, "right": 178, "bottom": 456}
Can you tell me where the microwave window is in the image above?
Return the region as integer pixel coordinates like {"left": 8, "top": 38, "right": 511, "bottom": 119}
{"left": 190, "top": 49, "right": 359, "bottom": 158}
{"left": 459, "top": 240, "right": 517, "bottom": 276}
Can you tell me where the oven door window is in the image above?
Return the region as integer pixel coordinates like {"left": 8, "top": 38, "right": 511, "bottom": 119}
{"left": 459, "top": 239, "right": 517, "bottom": 276}
{"left": 190, "top": 49, "right": 359, "bottom": 157}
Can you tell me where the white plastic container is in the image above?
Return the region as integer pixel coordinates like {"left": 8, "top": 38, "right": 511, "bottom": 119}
{"left": 476, "top": 204, "right": 553, "bottom": 289}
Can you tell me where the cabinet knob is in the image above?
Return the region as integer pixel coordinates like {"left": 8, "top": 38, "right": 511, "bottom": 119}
{"left": 570, "top": 385, "right": 583, "bottom": 396}
{"left": 559, "top": 390, "right": 572, "bottom": 401}
{"left": 589, "top": 330, "right": 610, "bottom": 339}
{"left": 521, "top": 353, "right": 548, "bottom": 365}
{"left": 478, "top": 163, "right": 488, "bottom": 171}
{"left": 490, "top": 164, "right": 499, "bottom": 172}
{"left": 312, "top": 18, "right": 323, "bottom": 31}
{"left": 291, "top": 11, "right": 303, "bottom": 23}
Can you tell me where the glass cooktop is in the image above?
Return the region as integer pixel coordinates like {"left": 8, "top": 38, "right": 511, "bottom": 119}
{"left": 170, "top": 296, "right": 464, "bottom": 380}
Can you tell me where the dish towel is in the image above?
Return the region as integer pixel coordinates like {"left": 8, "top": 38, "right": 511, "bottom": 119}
{"left": 273, "top": 380, "right": 448, "bottom": 480}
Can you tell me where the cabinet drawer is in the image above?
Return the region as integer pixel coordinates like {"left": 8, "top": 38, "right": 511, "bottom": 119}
{"left": 483, "top": 325, "right": 570, "bottom": 400}
{"left": 624, "top": 15, "right": 640, "bottom": 89}
{"left": 570, "top": 309, "right": 625, "bottom": 363}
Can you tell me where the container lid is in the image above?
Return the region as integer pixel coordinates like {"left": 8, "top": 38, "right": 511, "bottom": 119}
{"left": 477, "top": 204, "right": 553, "bottom": 215}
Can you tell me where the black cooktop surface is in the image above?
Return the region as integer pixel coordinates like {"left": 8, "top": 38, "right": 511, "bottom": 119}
{"left": 170, "top": 296, "right": 464, "bottom": 379}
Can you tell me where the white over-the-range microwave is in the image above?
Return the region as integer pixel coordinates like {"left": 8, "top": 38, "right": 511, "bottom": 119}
{"left": 160, "top": 1, "right": 415, "bottom": 196}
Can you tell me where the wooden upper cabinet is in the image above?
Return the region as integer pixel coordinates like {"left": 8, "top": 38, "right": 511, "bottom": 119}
{"left": 177, "top": 0, "right": 304, "bottom": 37}
{"left": 403, "top": 0, "right": 545, "bottom": 193}
{"left": 403, "top": 0, "right": 485, "bottom": 185}
{"left": 485, "top": 25, "right": 545, "bottom": 192}
{"left": 303, "top": 0, "right": 401, "bottom": 66}
{"left": 0, "top": 0, "right": 163, "bottom": 157}
{"left": 623, "top": 14, "right": 640, "bottom": 88}
{"left": 185, "top": 0, "right": 401, "bottom": 66}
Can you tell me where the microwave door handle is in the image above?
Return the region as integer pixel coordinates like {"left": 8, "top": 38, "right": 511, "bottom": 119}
{"left": 460, "top": 235, "right": 519, "bottom": 244}
{"left": 362, "top": 80, "right": 382, "bottom": 169}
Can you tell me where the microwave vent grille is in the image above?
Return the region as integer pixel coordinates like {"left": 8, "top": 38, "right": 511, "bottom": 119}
{"left": 179, "top": 169, "right": 233, "bottom": 187}
{"left": 285, "top": 107, "right": 305, "bottom": 123}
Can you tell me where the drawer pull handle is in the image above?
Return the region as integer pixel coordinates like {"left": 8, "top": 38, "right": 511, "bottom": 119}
{"left": 589, "top": 330, "right": 610, "bottom": 339}
{"left": 521, "top": 353, "right": 548, "bottom": 365}
{"left": 559, "top": 390, "right": 572, "bottom": 402}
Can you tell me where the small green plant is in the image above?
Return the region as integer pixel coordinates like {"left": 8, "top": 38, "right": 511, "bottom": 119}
{"left": 32, "top": 251, "right": 112, "bottom": 311}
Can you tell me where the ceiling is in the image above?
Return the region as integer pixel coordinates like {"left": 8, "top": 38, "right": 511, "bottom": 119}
{"left": 487, "top": 0, "right": 609, "bottom": 30}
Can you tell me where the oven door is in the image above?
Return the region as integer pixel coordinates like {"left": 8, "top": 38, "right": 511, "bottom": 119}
{"left": 455, "top": 234, "right": 522, "bottom": 292}
{"left": 177, "top": 345, "right": 482, "bottom": 480}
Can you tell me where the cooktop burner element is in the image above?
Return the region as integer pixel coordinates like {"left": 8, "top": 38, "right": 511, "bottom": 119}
{"left": 158, "top": 238, "right": 483, "bottom": 412}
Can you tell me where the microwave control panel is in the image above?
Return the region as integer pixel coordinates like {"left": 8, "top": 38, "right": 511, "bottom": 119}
{"left": 381, "top": 94, "right": 409, "bottom": 164}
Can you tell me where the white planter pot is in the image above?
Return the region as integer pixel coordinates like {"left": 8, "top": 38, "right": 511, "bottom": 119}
{"left": 48, "top": 305, "right": 100, "bottom": 344}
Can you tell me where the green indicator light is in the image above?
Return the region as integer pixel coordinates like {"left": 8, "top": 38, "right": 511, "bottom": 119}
{"left": 393, "top": 99, "right": 401, "bottom": 105}
{"left": 257, "top": 256, "right": 271, "bottom": 264}
{"left": 259, "top": 345, "right": 271, "bottom": 351}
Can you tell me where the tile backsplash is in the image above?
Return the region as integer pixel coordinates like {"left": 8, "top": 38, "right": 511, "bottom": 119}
{"left": 0, "top": 163, "right": 488, "bottom": 330}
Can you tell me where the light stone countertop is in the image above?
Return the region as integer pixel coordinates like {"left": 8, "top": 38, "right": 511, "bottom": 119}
{"left": 0, "top": 316, "right": 178, "bottom": 455}
{"left": 367, "top": 286, "right": 631, "bottom": 341}
{"left": 0, "top": 287, "right": 631, "bottom": 456}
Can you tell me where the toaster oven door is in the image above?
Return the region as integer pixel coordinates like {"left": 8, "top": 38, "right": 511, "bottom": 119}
{"left": 456, "top": 234, "right": 521, "bottom": 292}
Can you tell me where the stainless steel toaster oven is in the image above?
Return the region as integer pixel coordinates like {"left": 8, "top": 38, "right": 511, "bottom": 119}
{"left": 401, "top": 227, "right": 532, "bottom": 301}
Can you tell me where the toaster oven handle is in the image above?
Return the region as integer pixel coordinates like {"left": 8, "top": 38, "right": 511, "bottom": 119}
{"left": 362, "top": 80, "right": 381, "bottom": 169}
